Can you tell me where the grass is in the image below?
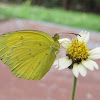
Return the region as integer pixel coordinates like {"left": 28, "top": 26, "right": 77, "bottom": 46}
{"left": 0, "top": 3, "right": 100, "bottom": 31}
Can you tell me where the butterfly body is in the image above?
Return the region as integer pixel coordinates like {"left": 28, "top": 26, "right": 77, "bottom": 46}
{"left": 0, "top": 30, "right": 60, "bottom": 80}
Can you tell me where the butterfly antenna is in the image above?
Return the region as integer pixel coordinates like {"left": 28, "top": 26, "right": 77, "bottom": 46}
{"left": 56, "top": 32, "right": 81, "bottom": 37}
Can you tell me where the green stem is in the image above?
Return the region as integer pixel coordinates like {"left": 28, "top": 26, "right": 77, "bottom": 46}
{"left": 72, "top": 76, "right": 77, "bottom": 100}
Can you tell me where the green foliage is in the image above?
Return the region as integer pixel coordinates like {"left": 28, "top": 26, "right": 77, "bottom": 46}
{"left": 23, "top": 0, "right": 32, "bottom": 6}
{"left": 0, "top": 4, "right": 100, "bottom": 31}
{"left": 1, "top": 0, "right": 100, "bottom": 13}
{"left": 42, "top": 0, "right": 61, "bottom": 7}
{"left": 95, "top": 0, "right": 100, "bottom": 3}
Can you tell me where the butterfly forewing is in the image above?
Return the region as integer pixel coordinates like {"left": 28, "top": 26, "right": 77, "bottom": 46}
{"left": 0, "top": 30, "right": 60, "bottom": 80}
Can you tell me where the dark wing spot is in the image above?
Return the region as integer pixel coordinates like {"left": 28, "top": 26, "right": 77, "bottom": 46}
{"left": 39, "top": 43, "right": 41, "bottom": 46}
{"left": 32, "top": 55, "right": 34, "bottom": 57}
{"left": 29, "top": 49, "right": 31, "bottom": 51}
{"left": 20, "top": 36, "right": 23, "bottom": 40}
{"left": 29, "top": 52, "right": 31, "bottom": 55}
{"left": 28, "top": 50, "right": 34, "bottom": 57}
{"left": 29, "top": 50, "right": 31, "bottom": 55}
{"left": 46, "top": 53, "right": 48, "bottom": 55}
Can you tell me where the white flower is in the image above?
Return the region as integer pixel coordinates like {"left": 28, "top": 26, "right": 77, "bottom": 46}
{"left": 53, "top": 31, "right": 100, "bottom": 78}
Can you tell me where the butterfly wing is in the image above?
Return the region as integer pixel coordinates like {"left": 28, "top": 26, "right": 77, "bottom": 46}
{"left": 0, "top": 31, "right": 60, "bottom": 80}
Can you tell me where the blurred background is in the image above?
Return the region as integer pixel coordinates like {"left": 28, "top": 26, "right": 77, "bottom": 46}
{"left": 0, "top": 0, "right": 100, "bottom": 31}
{"left": 0, "top": 1, "right": 100, "bottom": 100}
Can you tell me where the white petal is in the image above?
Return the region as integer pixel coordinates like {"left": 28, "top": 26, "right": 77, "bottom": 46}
{"left": 89, "top": 60, "right": 99, "bottom": 70}
{"left": 78, "top": 63, "right": 87, "bottom": 77}
{"left": 88, "top": 55, "right": 100, "bottom": 60}
{"left": 82, "top": 59, "right": 94, "bottom": 71}
{"left": 72, "top": 63, "right": 79, "bottom": 78}
{"left": 58, "top": 56, "right": 72, "bottom": 70}
{"left": 53, "top": 60, "right": 59, "bottom": 68}
{"left": 59, "top": 38, "right": 71, "bottom": 49}
{"left": 77, "top": 31, "right": 89, "bottom": 43}
{"left": 85, "top": 32, "right": 89, "bottom": 43}
{"left": 88, "top": 47, "right": 100, "bottom": 55}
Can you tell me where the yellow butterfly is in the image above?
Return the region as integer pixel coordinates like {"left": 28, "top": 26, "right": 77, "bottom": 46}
{"left": 0, "top": 30, "right": 60, "bottom": 80}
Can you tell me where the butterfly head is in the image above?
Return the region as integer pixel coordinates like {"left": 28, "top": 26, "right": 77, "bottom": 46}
{"left": 52, "top": 34, "right": 59, "bottom": 42}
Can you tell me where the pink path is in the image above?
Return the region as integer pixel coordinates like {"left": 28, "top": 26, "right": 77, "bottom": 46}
{"left": 0, "top": 19, "right": 100, "bottom": 100}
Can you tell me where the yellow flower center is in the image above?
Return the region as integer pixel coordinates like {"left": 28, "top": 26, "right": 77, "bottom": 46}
{"left": 66, "top": 38, "right": 89, "bottom": 61}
